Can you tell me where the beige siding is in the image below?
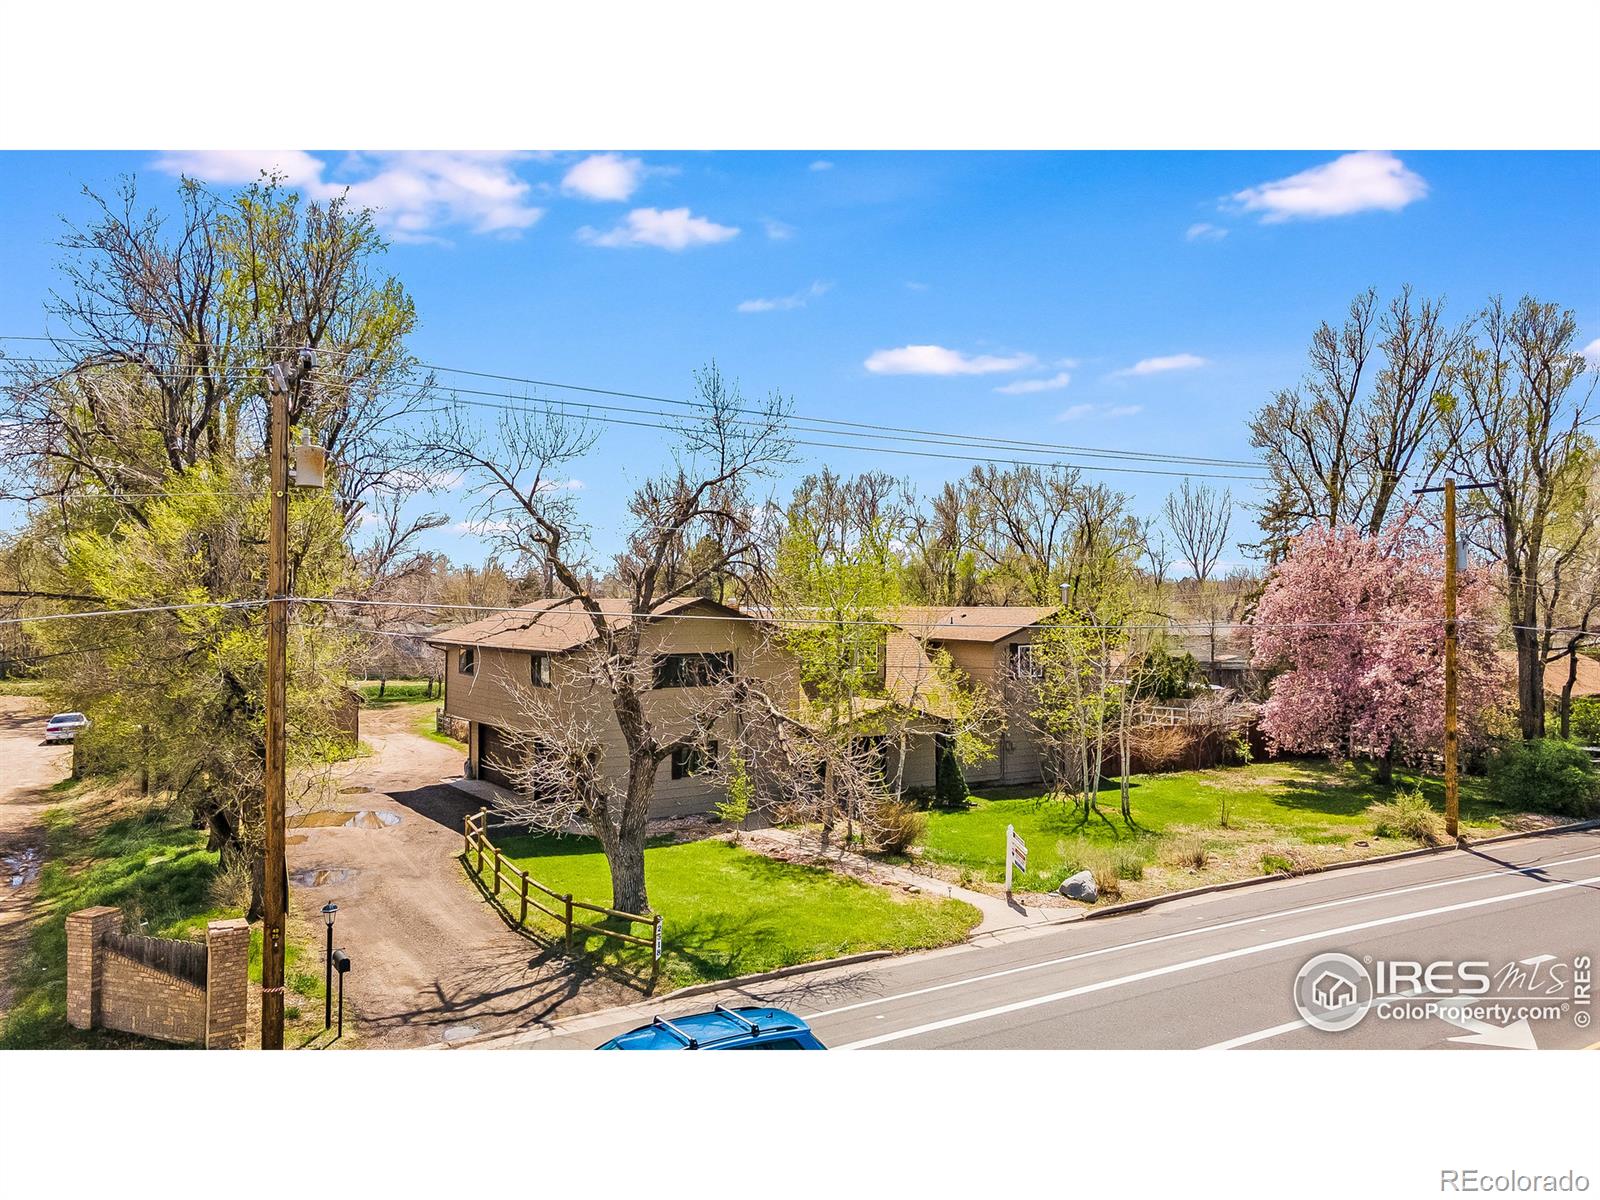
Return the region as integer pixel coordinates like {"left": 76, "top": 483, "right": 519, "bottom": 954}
{"left": 931, "top": 634, "right": 1048, "bottom": 788}
{"left": 443, "top": 607, "right": 801, "bottom": 816}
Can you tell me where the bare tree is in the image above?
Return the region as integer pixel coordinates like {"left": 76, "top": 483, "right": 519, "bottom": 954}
{"left": 1443, "top": 295, "right": 1597, "bottom": 739}
{"left": 1249, "top": 286, "right": 1464, "bottom": 537}
{"left": 1162, "top": 478, "right": 1234, "bottom": 584}
{"left": 414, "top": 364, "right": 794, "bottom": 912}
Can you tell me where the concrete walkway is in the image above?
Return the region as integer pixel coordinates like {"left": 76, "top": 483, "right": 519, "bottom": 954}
{"left": 740, "top": 827, "right": 1056, "bottom": 933}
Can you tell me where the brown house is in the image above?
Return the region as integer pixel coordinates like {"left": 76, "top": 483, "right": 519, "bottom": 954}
{"left": 428, "top": 597, "right": 1065, "bottom": 818}
{"left": 885, "top": 605, "right": 1059, "bottom": 787}
{"left": 427, "top": 596, "right": 800, "bottom": 817}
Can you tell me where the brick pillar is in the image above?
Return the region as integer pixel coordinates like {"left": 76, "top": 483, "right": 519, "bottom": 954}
{"left": 65, "top": 906, "right": 120, "bottom": 1030}
{"left": 204, "top": 918, "right": 250, "bottom": 1049}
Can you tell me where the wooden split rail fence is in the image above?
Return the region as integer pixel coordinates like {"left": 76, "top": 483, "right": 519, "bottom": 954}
{"left": 462, "top": 809, "right": 662, "bottom": 963}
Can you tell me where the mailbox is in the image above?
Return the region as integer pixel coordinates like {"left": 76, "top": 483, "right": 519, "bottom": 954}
{"left": 332, "top": 949, "right": 351, "bottom": 974}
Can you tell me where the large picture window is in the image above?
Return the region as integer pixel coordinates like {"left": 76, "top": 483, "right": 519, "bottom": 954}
{"left": 653, "top": 651, "right": 734, "bottom": 689}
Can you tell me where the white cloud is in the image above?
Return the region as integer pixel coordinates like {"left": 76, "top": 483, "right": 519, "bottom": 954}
{"left": 561, "top": 153, "right": 644, "bottom": 202}
{"left": 1056, "top": 402, "right": 1143, "bottom": 423}
{"left": 1232, "top": 151, "right": 1428, "bottom": 222}
{"left": 737, "top": 280, "right": 832, "bottom": 314}
{"left": 905, "top": 281, "right": 929, "bottom": 292}
{"left": 761, "top": 217, "right": 796, "bottom": 240}
{"left": 1186, "top": 222, "right": 1228, "bottom": 242}
{"left": 578, "top": 207, "right": 739, "bottom": 250}
{"left": 153, "top": 150, "right": 545, "bottom": 242}
{"left": 1112, "top": 353, "right": 1209, "bottom": 377}
{"left": 994, "top": 371, "right": 1072, "bottom": 395}
{"left": 864, "top": 344, "right": 1037, "bottom": 376}
{"left": 810, "top": 160, "right": 834, "bottom": 171}
{"left": 1582, "top": 337, "right": 1600, "bottom": 366}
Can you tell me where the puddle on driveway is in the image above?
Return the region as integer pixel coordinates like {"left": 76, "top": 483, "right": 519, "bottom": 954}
{"left": 5, "top": 847, "right": 41, "bottom": 888}
{"left": 346, "top": 810, "right": 401, "bottom": 829}
{"left": 289, "top": 867, "right": 354, "bottom": 887}
{"left": 289, "top": 809, "right": 401, "bottom": 829}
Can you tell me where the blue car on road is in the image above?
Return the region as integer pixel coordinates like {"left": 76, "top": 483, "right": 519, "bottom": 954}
{"left": 597, "top": 1005, "right": 826, "bottom": 1050}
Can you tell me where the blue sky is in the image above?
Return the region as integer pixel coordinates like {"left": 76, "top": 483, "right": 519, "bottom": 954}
{"left": 2, "top": 150, "right": 1597, "bottom": 569}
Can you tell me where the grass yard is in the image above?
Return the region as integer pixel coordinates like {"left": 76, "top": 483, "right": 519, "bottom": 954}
{"left": 410, "top": 705, "right": 466, "bottom": 751}
{"left": 0, "top": 785, "right": 331, "bottom": 1048}
{"left": 917, "top": 759, "right": 1527, "bottom": 900}
{"left": 351, "top": 678, "right": 439, "bottom": 709}
{"left": 477, "top": 832, "right": 980, "bottom": 990}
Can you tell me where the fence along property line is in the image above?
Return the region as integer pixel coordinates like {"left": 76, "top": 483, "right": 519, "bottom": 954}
{"left": 462, "top": 809, "right": 662, "bottom": 963}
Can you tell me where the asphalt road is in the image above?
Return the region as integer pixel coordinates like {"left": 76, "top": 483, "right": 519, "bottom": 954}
{"left": 492, "top": 828, "right": 1600, "bottom": 1051}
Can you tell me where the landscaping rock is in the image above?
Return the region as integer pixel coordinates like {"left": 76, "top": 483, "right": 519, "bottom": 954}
{"left": 1060, "top": 869, "right": 1098, "bottom": 902}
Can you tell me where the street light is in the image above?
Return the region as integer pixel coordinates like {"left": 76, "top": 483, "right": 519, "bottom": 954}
{"left": 321, "top": 902, "right": 337, "bottom": 1031}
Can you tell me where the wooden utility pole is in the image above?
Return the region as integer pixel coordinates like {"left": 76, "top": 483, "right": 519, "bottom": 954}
{"left": 1442, "top": 477, "right": 1459, "bottom": 842}
{"left": 262, "top": 351, "right": 312, "bottom": 1049}
{"left": 1416, "top": 476, "right": 1491, "bottom": 843}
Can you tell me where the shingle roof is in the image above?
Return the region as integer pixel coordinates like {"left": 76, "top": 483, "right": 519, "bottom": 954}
{"left": 887, "top": 605, "right": 1060, "bottom": 643}
{"left": 425, "top": 595, "right": 737, "bottom": 653}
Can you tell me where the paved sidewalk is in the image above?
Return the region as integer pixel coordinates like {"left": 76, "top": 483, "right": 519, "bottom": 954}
{"left": 740, "top": 827, "right": 1055, "bottom": 933}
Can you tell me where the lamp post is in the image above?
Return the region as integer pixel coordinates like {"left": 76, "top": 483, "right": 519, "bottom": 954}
{"left": 321, "top": 902, "right": 337, "bottom": 1031}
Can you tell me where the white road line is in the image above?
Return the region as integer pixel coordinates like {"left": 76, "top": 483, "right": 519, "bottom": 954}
{"left": 803, "top": 847, "right": 1600, "bottom": 1022}
{"left": 1201, "top": 989, "right": 1424, "bottom": 1051}
{"left": 832, "top": 870, "right": 1600, "bottom": 1050}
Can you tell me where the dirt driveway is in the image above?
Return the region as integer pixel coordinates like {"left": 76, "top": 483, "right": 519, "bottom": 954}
{"left": 0, "top": 695, "right": 71, "bottom": 1018}
{"left": 287, "top": 705, "right": 633, "bottom": 1047}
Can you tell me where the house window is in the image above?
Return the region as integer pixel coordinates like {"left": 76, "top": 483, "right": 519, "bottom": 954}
{"left": 458, "top": 647, "right": 477, "bottom": 676}
{"left": 671, "top": 740, "right": 718, "bottom": 780}
{"left": 653, "top": 651, "right": 734, "bottom": 689}
{"left": 530, "top": 653, "right": 552, "bottom": 688}
{"left": 1009, "top": 642, "right": 1043, "bottom": 679}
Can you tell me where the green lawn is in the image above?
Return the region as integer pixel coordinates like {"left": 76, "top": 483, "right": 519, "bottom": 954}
{"left": 410, "top": 704, "right": 466, "bottom": 750}
{"left": 351, "top": 678, "right": 438, "bottom": 709}
{"left": 919, "top": 759, "right": 1516, "bottom": 894}
{"left": 0, "top": 788, "right": 328, "bottom": 1048}
{"left": 477, "top": 832, "right": 980, "bottom": 990}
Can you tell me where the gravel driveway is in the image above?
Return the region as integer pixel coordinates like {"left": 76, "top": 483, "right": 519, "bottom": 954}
{"left": 287, "top": 705, "right": 634, "bottom": 1047}
{"left": 0, "top": 695, "right": 72, "bottom": 1020}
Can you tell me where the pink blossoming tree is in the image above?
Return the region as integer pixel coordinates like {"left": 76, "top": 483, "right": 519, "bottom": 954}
{"left": 1251, "top": 518, "right": 1507, "bottom": 780}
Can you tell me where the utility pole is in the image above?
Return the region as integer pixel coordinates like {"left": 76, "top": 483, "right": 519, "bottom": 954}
{"left": 1442, "top": 478, "right": 1459, "bottom": 842}
{"left": 1415, "top": 477, "right": 1491, "bottom": 845}
{"left": 263, "top": 349, "right": 314, "bottom": 1049}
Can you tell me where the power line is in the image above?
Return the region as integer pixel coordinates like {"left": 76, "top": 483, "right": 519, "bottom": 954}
{"left": 289, "top": 594, "right": 1493, "bottom": 633}
{"left": 1, "top": 338, "right": 1267, "bottom": 474}
{"left": 0, "top": 599, "right": 267, "bottom": 628}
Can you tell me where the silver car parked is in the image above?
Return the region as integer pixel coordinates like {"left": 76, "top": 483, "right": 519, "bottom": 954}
{"left": 44, "top": 712, "right": 88, "bottom": 743}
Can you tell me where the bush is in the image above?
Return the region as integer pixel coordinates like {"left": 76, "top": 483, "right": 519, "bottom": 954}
{"left": 1489, "top": 739, "right": 1600, "bottom": 819}
{"left": 1077, "top": 844, "right": 1145, "bottom": 899}
{"left": 1166, "top": 833, "right": 1209, "bottom": 871}
{"left": 1556, "top": 696, "right": 1600, "bottom": 744}
{"left": 1368, "top": 787, "right": 1446, "bottom": 845}
{"left": 864, "top": 795, "right": 927, "bottom": 855}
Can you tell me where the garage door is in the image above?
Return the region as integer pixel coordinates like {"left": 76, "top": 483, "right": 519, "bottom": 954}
{"left": 477, "top": 724, "right": 525, "bottom": 792}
